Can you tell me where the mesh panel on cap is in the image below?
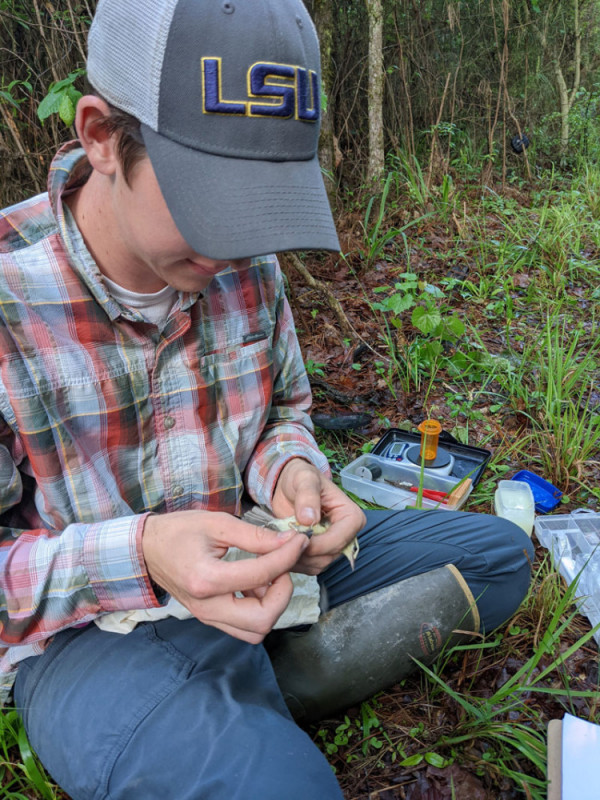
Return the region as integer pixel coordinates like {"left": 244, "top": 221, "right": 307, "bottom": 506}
{"left": 87, "top": 0, "right": 179, "bottom": 129}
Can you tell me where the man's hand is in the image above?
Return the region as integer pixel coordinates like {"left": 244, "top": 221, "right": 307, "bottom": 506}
{"left": 272, "top": 459, "right": 366, "bottom": 575}
{"left": 142, "top": 511, "right": 309, "bottom": 644}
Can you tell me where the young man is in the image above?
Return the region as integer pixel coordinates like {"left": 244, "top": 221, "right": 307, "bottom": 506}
{"left": 0, "top": 1, "right": 534, "bottom": 797}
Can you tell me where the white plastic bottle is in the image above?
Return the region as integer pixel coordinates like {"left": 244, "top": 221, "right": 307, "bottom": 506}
{"left": 494, "top": 480, "right": 535, "bottom": 536}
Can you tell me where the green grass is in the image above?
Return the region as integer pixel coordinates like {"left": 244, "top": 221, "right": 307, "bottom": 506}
{"left": 0, "top": 710, "right": 58, "bottom": 799}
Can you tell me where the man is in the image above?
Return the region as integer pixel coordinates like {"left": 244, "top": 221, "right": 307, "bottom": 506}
{"left": 0, "top": 1, "right": 534, "bottom": 798}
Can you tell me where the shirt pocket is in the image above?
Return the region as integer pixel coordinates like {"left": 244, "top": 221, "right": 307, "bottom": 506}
{"left": 195, "top": 336, "right": 275, "bottom": 475}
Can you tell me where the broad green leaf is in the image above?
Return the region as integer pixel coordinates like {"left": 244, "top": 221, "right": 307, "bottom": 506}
{"left": 385, "top": 292, "right": 414, "bottom": 315}
{"left": 37, "top": 90, "right": 62, "bottom": 121}
{"left": 412, "top": 305, "right": 441, "bottom": 334}
{"left": 425, "top": 751, "right": 449, "bottom": 767}
{"left": 48, "top": 69, "right": 85, "bottom": 93}
{"left": 372, "top": 285, "right": 392, "bottom": 293}
{"left": 395, "top": 279, "right": 419, "bottom": 290}
{"left": 422, "top": 341, "right": 443, "bottom": 359}
{"left": 423, "top": 283, "right": 445, "bottom": 298}
{"left": 67, "top": 87, "right": 83, "bottom": 105}
{"left": 59, "top": 93, "right": 76, "bottom": 126}
{"left": 400, "top": 753, "right": 424, "bottom": 767}
{"left": 444, "top": 316, "right": 465, "bottom": 337}
{"left": 448, "top": 351, "right": 468, "bottom": 370}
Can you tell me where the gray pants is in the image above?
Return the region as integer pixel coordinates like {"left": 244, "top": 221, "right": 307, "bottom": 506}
{"left": 15, "top": 509, "right": 533, "bottom": 800}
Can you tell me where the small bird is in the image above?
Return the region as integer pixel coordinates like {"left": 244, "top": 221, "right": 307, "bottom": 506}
{"left": 243, "top": 507, "right": 359, "bottom": 570}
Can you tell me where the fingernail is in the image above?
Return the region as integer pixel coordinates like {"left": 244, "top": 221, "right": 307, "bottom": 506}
{"left": 301, "top": 507, "right": 317, "bottom": 524}
{"left": 300, "top": 537, "right": 310, "bottom": 551}
{"left": 276, "top": 529, "right": 294, "bottom": 540}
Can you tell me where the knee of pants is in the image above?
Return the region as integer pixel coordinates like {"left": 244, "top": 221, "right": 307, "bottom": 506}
{"left": 464, "top": 516, "right": 535, "bottom": 632}
{"left": 108, "top": 694, "right": 344, "bottom": 800}
{"left": 14, "top": 620, "right": 344, "bottom": 800}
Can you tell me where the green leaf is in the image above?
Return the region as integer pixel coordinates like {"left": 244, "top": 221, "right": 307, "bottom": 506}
{"left": 444, "top": 316, "right": 465, "bottom": 337}
{"left": 37, "top": 90, "right": 62, "bottom": 121}
{"left": 59, "top": 93, "right": 76, "bottom": 126}
{"left": 411, "top": 305, "right": 441, "bottom": 335}
{"left": 395, "top": 278, "right": 419, "bottom": 291}
{"left": 422, "top": 341, "right": 443, "bottom": 360}
{"left": 400, "top": 753, "right": 424, "bottom": 767}
{"left": 17, "top": 723, "right": 55, "bottom": 800}
{"left": 67, "top": 87, "right": 83, "bottom": 105}
{"left": 48, "top": 71, "right": 84, "bottom": 93}
{"left": 425, "top": 751, "right": 449, "bottom": 767}
{"left": 423, "top": 283, "right": 445, "bottom": 298}
{"left": 448, "top": 351, "right": 468, "bottom": 370}
{"left": 385, "top": 292, "right": 415, "bottom": 315}
{"left": 0, "top": 90, "right": 20, "bottom": 110}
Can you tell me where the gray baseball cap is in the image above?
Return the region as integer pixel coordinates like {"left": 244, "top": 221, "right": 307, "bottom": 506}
{"left": 87, "top": 0, "right": 340, "bottom": 260}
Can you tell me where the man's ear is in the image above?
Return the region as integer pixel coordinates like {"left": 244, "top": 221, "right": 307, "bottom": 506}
{"left": 74, "top": 95, "right": 119, "bottom": 176}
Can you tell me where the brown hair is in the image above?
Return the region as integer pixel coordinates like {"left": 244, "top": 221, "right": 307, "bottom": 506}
{"left": 94, "top": 100, "right": 147, "bottom": 185}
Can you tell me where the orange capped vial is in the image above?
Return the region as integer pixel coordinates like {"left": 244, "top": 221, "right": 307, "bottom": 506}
{"left": 418, "top": 419, "right": 442, "bottom": 464}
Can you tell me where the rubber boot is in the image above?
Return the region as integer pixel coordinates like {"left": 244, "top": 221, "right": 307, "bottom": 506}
{"left": 266, "top": 564, "right": 480, "bottom": 723}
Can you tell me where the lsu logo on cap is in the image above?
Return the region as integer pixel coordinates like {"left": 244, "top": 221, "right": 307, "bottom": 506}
{"left": 202, "top": 57, "right": 320, "bottom": 122}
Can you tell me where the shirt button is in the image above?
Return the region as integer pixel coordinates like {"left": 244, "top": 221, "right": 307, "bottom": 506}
{"left": 164, "top": 415, "right": 176, "bottom": 430}
{"left": 172, "top": 485, "right": 184, "bottom": 498}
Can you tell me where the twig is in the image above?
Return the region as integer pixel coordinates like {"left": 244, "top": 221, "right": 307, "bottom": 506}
{"left": 64, "top": 0, "right": 88, "bottom": 62}
{"left": 426, "top": 71, "right": 451, "bottom": 189}
{"left": 0, "top": 104, "right": 39, "bottom": 187}
{"left": 286, "top": 252, "right": 357, "bottom": 340}
{"left": 32, "top": 0, "right": 62, "bottom": 85}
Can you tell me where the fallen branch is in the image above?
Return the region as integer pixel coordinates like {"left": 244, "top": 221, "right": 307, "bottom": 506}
{"left": 286, "top": 252, "right": 356, "bottom": 340}
{"left": 284, "top": 252, "right": 393, "bottom": 366}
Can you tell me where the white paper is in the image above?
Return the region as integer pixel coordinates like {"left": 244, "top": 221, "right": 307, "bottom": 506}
{"left": 562, "top": 713, "right": 600, "bottom": 800}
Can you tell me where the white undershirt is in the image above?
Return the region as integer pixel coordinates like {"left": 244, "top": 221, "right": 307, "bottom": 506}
{"left": 103, "top": 276, "right": 177, "bottom": 326}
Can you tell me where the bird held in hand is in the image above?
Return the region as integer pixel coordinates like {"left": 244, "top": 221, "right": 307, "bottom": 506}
{"left": 243, "top": 507, "right": 359, "bottom": 570}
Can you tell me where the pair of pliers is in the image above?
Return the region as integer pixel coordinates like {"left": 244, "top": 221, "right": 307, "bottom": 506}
{"left": 409, "top": 487, "right": 448, "bottom": 503}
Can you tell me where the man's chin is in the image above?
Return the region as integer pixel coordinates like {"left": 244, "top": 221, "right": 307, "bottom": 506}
{"left": 164, "top": 269, "right": 213, "bottom": 293}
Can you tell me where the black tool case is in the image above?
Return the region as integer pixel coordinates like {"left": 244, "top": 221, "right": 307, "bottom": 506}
{"left": 371, "top": 428, "right": 491, "bottom": 486}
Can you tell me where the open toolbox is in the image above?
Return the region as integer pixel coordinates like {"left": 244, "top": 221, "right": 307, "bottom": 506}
{"left": 340, "top": 428, "right": 491, "bottom": 512}
{"left": 534, "top": 511, "right": 600, "bottom": 646}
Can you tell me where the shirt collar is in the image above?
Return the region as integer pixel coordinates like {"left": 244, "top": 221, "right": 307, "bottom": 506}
{"left": 48, "top": 142, "right": 199, "bottom": 320}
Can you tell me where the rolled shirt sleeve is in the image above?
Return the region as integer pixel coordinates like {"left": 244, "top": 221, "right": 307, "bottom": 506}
{"left": 1, "top": 511, "right": 162, "bottom": 649}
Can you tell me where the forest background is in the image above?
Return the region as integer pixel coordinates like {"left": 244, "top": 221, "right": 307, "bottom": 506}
{"left": 1, "top": 1, "right": 600, "bottom": 799}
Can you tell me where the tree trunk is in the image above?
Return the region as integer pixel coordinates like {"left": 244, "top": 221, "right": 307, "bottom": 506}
{"left": 365, "top": 0, "right": 385, "bottom": 180}
{"left": 528, "top": 0, "right": 582, "bottom": 153}
{"left": 556, "top": 0, "right": 581, "bottom": 151}
{"left": 313, "top": 0, "right": 337, "bottom": 204}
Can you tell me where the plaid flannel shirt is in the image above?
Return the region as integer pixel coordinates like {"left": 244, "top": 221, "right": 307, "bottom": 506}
{"left": 0, "top": 142, "right": 328, "bottom": 703}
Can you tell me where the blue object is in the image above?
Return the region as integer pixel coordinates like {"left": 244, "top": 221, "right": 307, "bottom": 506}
{"left": 511, "top": 469, "right": 562, "bottom": 513}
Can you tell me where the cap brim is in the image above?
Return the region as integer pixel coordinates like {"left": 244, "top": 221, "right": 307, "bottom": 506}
{"left": 141, "top": 125, "right": 340, "bottom": 261}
